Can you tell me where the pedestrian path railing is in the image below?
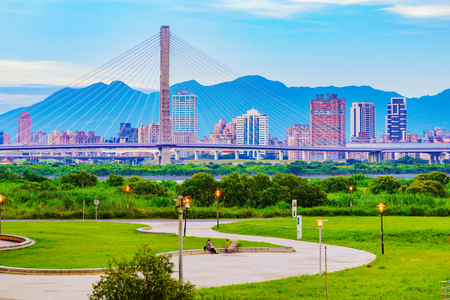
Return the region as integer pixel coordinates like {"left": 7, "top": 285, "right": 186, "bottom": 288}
{"left": 442, "top": 280, "right": 450, "bottom": 300}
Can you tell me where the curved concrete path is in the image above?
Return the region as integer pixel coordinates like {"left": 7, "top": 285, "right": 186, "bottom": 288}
{"left": 0, "top": 219, "right": 375, "bottom": 300}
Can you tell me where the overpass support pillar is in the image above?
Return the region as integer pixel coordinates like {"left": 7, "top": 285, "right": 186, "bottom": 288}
{"left": 235, "top": 151, "right": 239, "bottom": 160}
{"left": 214, "top": 151, "right": 219, "bottom": 161}
{"left": 429, "top": 153, "right": 435, "bottom": 165}
{"left": 345, "top": 152, "right": 349, "bottom": 160}
{"left": 256, "top": 151, "right": 261, "bottom": 161}
{"left": 302, "top": 151, "right": 307, "bottom": 161}
{"left": 278, "top": 150, "right": 283, "bottom": 161}
{"left": 323, "top": 152, "right": 328, "bottom": 161}
{"left": 194, "top": 151, "right": 199, "bottom": 160}
{"left": 159, "top": 146, "right": 171, "bottom": 165}
{"left": 174, "top": 151, "right": 180, "bottom": 160}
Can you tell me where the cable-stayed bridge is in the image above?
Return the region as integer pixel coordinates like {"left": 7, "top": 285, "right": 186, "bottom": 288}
{"left": 0, "top": 26, "right": 448, "bottom": 165}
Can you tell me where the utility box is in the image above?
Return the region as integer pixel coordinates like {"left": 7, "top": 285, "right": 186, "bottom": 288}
{"left": 292, "top": 199, "right": 297, "bottom": 218}
{"left": 297, "top": 215, "right": 302, "bottom": 239}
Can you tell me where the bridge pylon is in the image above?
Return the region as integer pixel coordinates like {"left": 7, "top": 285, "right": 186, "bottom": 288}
{"left": 159, "top": 25, "right": 171, "bottom": 165}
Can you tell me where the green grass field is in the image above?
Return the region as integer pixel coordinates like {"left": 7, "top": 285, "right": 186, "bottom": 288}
{"left": 196, "top": 217, "right": 450, "bottom": 299}
{"left": 0, "top": 221, "right": 277, "bottom": 269}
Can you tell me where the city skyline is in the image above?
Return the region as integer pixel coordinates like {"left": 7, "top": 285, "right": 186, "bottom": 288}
{"left": 0, "top": 0, "right": 449, "bottom": 112}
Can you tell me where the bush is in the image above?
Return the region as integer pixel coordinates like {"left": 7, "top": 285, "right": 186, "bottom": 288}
{"left": 60, "top": 170, "right": 98, "bottom": 188}
{"left": 104, "top": 174, "right": 124, "bottom": 187}
{"left": 415, "top": 171, "right": 450, "bottom": 185}
{"left": 127, "top": 179, "right": 169, "bottom": 197}
{"left": 368, "top": 175, "right": 401, "bottom": 194}
{"left": 320, "top": 176, "right": 357, "bottom": 193}
{"left": 406, "top": 180, "right": 449, "bottom": 198}
{"left": 89, "top": 245, "right": 195, "bottom": 300}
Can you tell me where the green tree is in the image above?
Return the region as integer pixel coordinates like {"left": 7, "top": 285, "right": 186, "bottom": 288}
{"left": 128, "top": 179, "right": 169, "bottom": 197}
{"left": 320, "top": 176, "right": 357, "bottom": 193}
{"left": 406, "top": 180, "right": 449, "bottom": 198}
{"left": 219, "top": 172, "right": 249, "bottom": 207}
{"left": 270, "top": 172, "right": 327, "bottom": 207}
{"left": 105, "top": 174, "right": 125, "bottom": 187}
{"left": 260, "top": 184, "right": 291, "bottom": 207}
{"left": 368, "top": 175, "right": 401, "bottom": 194}
{"left": 415, "top": 171, "right": 450, "bottom": 185}
{"left": 60, "top": 170, "right": 98, "bottom": 188}
{"left": 176, "top": 172, "right": 217, "bottom": 207}
{"left": 89, "top": 245, "right": 195, "bottom": 300}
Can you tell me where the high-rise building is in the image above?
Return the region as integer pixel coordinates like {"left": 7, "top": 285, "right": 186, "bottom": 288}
{"left": 386, "top": 97, "right": 407, "bottom": 141}
{"left": 286, "top": 124, "right": 310, "bottom": 160}
{"left": 236, "top": 108, "right": 269, "bottom": 158}
{"left": 310, "top": 94, "right": 346, "bottom": 159}
{"left": 150, "top": 121, "right": 160, "bottom": 143}
{"left": 48, "top": 130, "right": 99, "bottom": 144}
{"left": 18, "top": 111, "right": 31, "bottom": 145}
{"left": 210, "top": 119, "right": 237, "bottom": 144}
{"left": 172, "top": 89, "right": 198, "bottom": 140}
{"left": 31, "top": 129, "right": 48, "bottom": 145}
{"left": 0, "top": 132, "right": 3, "bottom": 145}
{"left": 138, "top": 122, "right": 150, "bottom": 143}
{"left": 3, "top": 133, "right": 10, "bottom": 145}
{"left": 350, "top": 102, "right": 376, "bottom": 139}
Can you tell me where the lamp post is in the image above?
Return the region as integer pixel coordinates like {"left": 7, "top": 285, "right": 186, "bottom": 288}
{"left": 125, "top": 185, "right": 131, "bottom": 219}
{"left": 377, "top": 203, "right": 385, "bottom": 254}
{"left": 317, "top": 219, "right": 324, "bottom": 276}
{"left": 184, "top": 196, "right": 190, "bottom": 236}
{"left": 349, "top": 186, "right": 353, "bottom": 216}
{"left": 0, "top": 194, "right": 3, "bottom": 234}
{"left": 215, "top": 190, "right": 221, "bottom": 228}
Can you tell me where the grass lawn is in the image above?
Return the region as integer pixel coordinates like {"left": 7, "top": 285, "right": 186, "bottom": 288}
{"left": 196, "top": 217, "right": 450, "bottom": 299}
{"left": 0, "top": 221, "right": 277, "bottom": 269}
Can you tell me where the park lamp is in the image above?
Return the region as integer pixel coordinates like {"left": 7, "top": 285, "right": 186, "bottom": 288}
{"left": 125, "top": 185, "right": 131, "bottom": 193}
{"left": 215, "top": 190, "right": 221, "bottom": 198}
{"left": 377, "top": 203, "right": 385, "bottom": 213}
{"left": 183, "top": 196, "right": 191, "bottom": 209}
{"left": 0, "top": 194, "right": 3, "bottom": 204}
{"left": 349, "top": 186, "right": 353, "bottom": 192}
{"left": 317, "top": 219, "right": 324, "bottom": 228}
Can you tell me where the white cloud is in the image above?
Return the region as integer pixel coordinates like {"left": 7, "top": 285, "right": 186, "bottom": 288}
{"left": 218, "top": 0, "right": 450, "bottom": 18}
{"left": 0, "top": 60, "right": 89, "bottom": 86}
{"left": 384, "top": 4, "right": 450, "bottom": 18}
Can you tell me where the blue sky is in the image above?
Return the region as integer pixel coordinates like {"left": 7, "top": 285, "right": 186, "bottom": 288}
{"left": 0, "top": 0, "right": 449, "bottom": 109}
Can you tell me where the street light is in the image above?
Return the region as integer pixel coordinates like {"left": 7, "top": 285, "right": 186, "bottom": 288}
{"left": 349, "top": 186, "right": 353, "bottom": 216}
{"left": 317, "top": 219, "right": 324, "bottom": 277}
{"left": 184, "top": 196, "right": 190, "bottom": 236}
{"left": 125, "top": 185, "right": 131, "bottom": 219}
{"left": 377, "top": 203, "right": 386, "bottom": 254}
{"left": 215, "top": 190, "right": 221, "bottom": 228}
{"left": 0, "top": 194, "right": 3, "bottom": 234}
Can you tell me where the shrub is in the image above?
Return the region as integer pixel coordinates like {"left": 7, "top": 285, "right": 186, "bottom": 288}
{"left": 89, "top": 245, "right": 195, "bottom": 300}
{"left": 368, "top": 175, "right": 401, "bottom": 194}
{"left": 60, "top": 170, "right": 98, "bottom": 188}
{"left": 104, "top": 174, "right": 124, "bottom": 187}
{"left": 127, "top": 180, "right": 169, "bottom": 197}
{"left": 320, "top": 176, "right": 357, "bottom": 193}
{"left": 415, "top": 171, "right": 450, "bottom": 185}
{"left": 406, "top": 180, "right": 449, "bottom": 198}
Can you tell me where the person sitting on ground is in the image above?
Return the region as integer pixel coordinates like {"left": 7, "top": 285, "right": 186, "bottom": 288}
{"left": 206, "top": 239, "right": 217, "bottom": 254}
{"left": 225, "top": 239, "right": 231, "bottom": 253}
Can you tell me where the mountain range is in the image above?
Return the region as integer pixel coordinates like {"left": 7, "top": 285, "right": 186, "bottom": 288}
{"left": 0, "top": 75, "right": 448, "bottom": 141}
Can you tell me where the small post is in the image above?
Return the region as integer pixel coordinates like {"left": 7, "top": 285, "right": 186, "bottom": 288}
{"left": 0, "top": 194, "right": 3, "bottom": 234}
{"left": 325, "top": 246, "right": 328, "bottom": 300}
{"left": 94, "top": 199, "right": 99, "bottom": 220}
{"left": 292, "top": 199, "right": 297, "bottom": 218}
{"left": 177, "top": 195, "right": 183, "bottom": 282}
{"left": 317, "top": 219, "right": 324, "bottom": 277}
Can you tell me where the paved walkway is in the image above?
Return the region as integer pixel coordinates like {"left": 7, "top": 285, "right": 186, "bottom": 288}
{"left": 0, "top": 220, "right": 375, "bottom": 300}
